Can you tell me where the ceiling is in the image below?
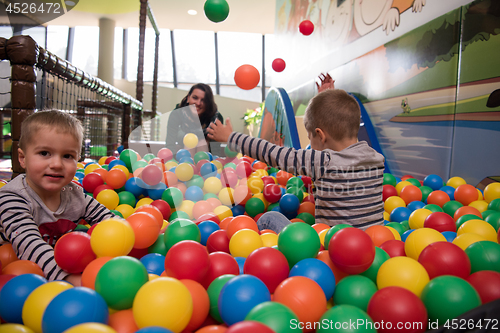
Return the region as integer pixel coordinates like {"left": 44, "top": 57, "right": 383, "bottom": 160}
{"left": 47, "top": 0, "right": 277, "bottom": 34}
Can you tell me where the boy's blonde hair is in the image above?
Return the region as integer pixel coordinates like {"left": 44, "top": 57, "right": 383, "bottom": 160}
{"left": 19, "top": 110, "right": 84, "bottom": 151}
{"left": 303, "top": 89, "right": 360, "bottom": 141}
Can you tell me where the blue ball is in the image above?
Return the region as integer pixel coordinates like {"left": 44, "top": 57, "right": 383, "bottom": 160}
{"left": 117, "top": 145, "right": 125, "bottom": 154}
{"left": 108, "top": 159, "right": 127, "bottom": 170}
{"left": 441, "top": 231, "right": 457, "bottom": 242}
{"left": 200, "top": 162, "right": 218, "bottom": 179}
{"left": 290, "top": 258, "right": 336, "bottom": 300}
{"left": 218, "top": 274, "right": 271, "bottom": 325}
{"left": 185, "top": 186, "right": 204, "bottom": 202}
{"left": 176, "top": 149, "right": 191, "bottom": 161}
{"left": 178, "top": 156, "right": 194, "bottom": 164}
{"left": 0, "top": 274, "right": 47, "bottom": 324}
{"left": 234, "top": 257, "right": 246, "bottom": 275}
{"left": 198, "top": 220, "right": 220, "bottom": 246}
{"left": 279, "top": 193, "right": 300, "bottom": 213}
{"left": 42, "top": 287, "right": 108, "bottom": 333}
{"left": 147, "top": 183, "right": 167, "bottom": 200}
{"left": 395, "top": 177, "right": 402, "bottom": 184}
{"left": 207, "top": 152, "right": 214, "bottom": 161}
{"left": 140, "top": 253, "right": 166, "bottom": 275}
{"left": 401, "top": 229, "right": 416, "bottom": 242}
{"left": 125, "top": 177, "right": 148, "bottom": 198}
{"left": 439, "top": 186, "right": 455, "bottom": 201}
{"left": 136, "top": 328, "right": 174, "bottom": 333}
{"left": 423, "top": 174, "right": 444, "bottom": 191}
{"left": 231, "top": 204, "right": 246, "bottom": 216}
{"left": 407, "top": 200, "right": 426, "bottom": 212}
{"left": 390, "top": 206, "right": 411, "bottom": 223}
{"left": 75, "top": 171, "right": 85, "bottom": 179}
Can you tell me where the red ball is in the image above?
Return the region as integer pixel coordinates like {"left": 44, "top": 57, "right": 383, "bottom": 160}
{"left": 426, "top": 190, "right": 450, "bottom": 207}
{"left": 401, "top": 175, "right": 415, "bottom": 181}
{"left": 202, "top": 252, "right": 240, "bottom": 289}
{"left": 226, "top": 321, "right": 275, "bottom": 333}
{"left": 299, "top": 19, "right": 314, "bottom": 35}
{"left": 206, "top": 229, "right": 230, "bottom": 253}
{"left": 234, "top": 64, "right": 260, "bottom": 90}
{"left": 272, "top": 58, "right": 286, "bottom": 72}
{"left": 418, "top": 241, "right": 471, "bottom": 279}
{"left": 263, "top": 184, "right": 282, "bottom": 203}
{"left": 54, "top": 231, "right": 96, "bottom": 274}
{"left": 236, "top": 161, "right": 252, "bottom": 178}
{"left": 454, "top": 184, "right": 479, "bottom": 206}
{"left": 379, "top": 240, "right": 406, "bottom": 258}
{"left": 151, "top": 199, "right": 172, "bottom": 221}
{"left": 82, "top": 172, "right": 104, "bottom": 193}
{"left": 383, "top": 185, "right": 398, "bottom": 202}
{"left": 197, "top": 213, "right": 221, "bottom": 225}
{"left": 164, "top": 240, "right": 210, "bottom": 283}
{"left": 467, "top": 270, "right": 500, "bottom": 304}
{"left": 93, "top": 184, "right": 114, "bottom": 198}
{"left": 328, "top": 228, "right": 375, "bottom": 274}
{"left": 301, "top": 176, "right": 313, "bottom": 191}
{"left": 220, "top": 170, "right": 239, "bottom": 188}
{"left": 424, "top": 212, "right": 456, "bottom": 232}
{"left": 261, "top": 176, "right": 276, "bottom": 187}
{"left": 104, "top": 156, "right": 117, "bottom": 165}
{"left": 400, "top": 185, "right": 422, "bottom": 205}
{"left": 243, "top": 247, "right": 290, "bottom": 293}
{"left": 367, "top": 286, "right": 428, "bottom": 333}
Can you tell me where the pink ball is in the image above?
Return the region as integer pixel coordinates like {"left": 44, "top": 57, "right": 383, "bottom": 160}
{"left": 141, "top": 164, "right": 163, "bottom": 186}
{"left": 193, "top": 201, "right": 215, "bottom": 221}
{"left": 424, "top": 212, "right": 456, "bottom": 232}
{"left": 202, "top": 252, "right": 240, "bottom": 289}
{"left": 157, "top": 148, "right": 173, "bottom": 163}
{"left": 418, "top": 241, "right": 471, "bottom": 279}
{"left": 380, "top": 240, "right": 406, "bottom": 258}
{"left": 164, "top": 240, "right": 210, "bottom": 283}
{"left": 235, "top": 161, "right": 252, "bottom": 178}
{"left": 299, "top": 20, "right": 314, "bottom": 35}
{"left": 467, "top": 270, "right": 500, "bottom": 304}
{"left": 328, "top": 228, "right": 375, "bottom": 274}
{"left": 272, "top": 58, "right": 286, "bottom": 72}
{"left": 220, "top": 169, "right": 238, "bottom": 188}
{"left": 244, "top": 247, "right": 290, "bottom": 293}
{"left": 54, "top": 232, "right": 96, "bottom": 274}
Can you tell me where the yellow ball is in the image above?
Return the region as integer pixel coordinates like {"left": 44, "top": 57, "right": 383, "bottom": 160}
{"left": 165, "top": 161, "right": 179, "bottom": 170}
{"left": 218, "top": 187, "right": 235, "bottom": 206}
{"left": 98, "top": 156, "right": 108, "bottom": 166}
{"left": 446, "top": 176, "right": 467, "bottom": 189}
{"left": 149, "top": 274, "right": 160, "bottom": 281}
{"left": 133, "top": 277, "right": 193, "bottom": 331}
{"left": 468, "top": 200, "right": 489, "bottom": 213}
{"left": 458, "top": 219, "right": 497, "bottom": 242}
{"left": 318, "top": 229, "right": 329, "bottom": 246}
{"left": 253, "top": 169, "right": 269, "bottom": 178}
{"left": 252, "top": 193, "right": 269, "bottom": 208}
{"left": 136, "top": 197, "right": 154, "bottom": 208}
{"left": 203, "top": 177, "right": 223, "bottom": 194}
{"left": 395, "top": 181, "right": 412, "bottom": 195}
{"left": 62, "top": 323, "right": 117, "bottom": 333}
{"left": 77, "top": 162, "right": 85, "bottom": 169}
{"left": 96, "top": 189, "right": 120, "bottom": 210}
{"left": 404, "top": 227, "right": 447, "bottom": 260}
{"left": 260, "top": 233, "right": 278, "bottom": 247}
{"left": 229, "top": 229, "right": 263, "bottom": 258}
{"left": 477, "top": 189, "right": 483, "bottom": 201}
{"left": 176, "top": 163, "right": 194, "bottom": 182}
{"left": 179, "top": 200, "right": 195, "bottom": 219}
{"left": 408, "top": 208, "right": 433, "bottom": 229}
{"left": 84, "top": 164, "right": 101, "bottom": 176}
{"left": 384, "top": 196, "right": 406, "bottom": 213}
{"left": 383, "top": 211, "right": 390, "bottom": 221}
{"left": 484, "top": 183, "right": 500, "bottom": 203}
{"left": 386, "top": 226, "right": 402, "bottom": 241}
{"left": 377, "top": 256, "right": 429, "bottom": 297}
{"left": 183, "top": 133, "right": 199, "bottom": 149}
{"left": 212, "top": 160, "right": 223, "bottom": 172}
{"left": 214, "top": 205, "right": 233, "bottom": 221}
{"left": 247, "top": 177, "right": 265, "bottom": 194}
{"left": 115, "top": 204, "right": 135, "bottom": 219}
{"left": 452, "top": 233, "right": 486, "bottom": 250}
{"left": 90, "top": 218, "right": 135, "bottom": 257}
{"left": 22, "top": 281, "right": 73, "bottom": 333}
{"left": 0, "top": 325, "right": 35, "bottom": 333}
{"left": 111, "top": 165, "right": 130, "bottom": 179}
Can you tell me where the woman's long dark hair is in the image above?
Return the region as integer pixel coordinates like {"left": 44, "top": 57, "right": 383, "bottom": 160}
{"left": 179, "top": 83, "right": 218, "bottom": 123}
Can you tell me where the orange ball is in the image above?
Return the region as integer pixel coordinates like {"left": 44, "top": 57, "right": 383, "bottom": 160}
{"left": 426, "top": 190, "right": 450, "bottom": 207}
{"left": 252, "top": 161, "right": 268, "bottom": 171}
{"left": 108, "top": 309, "right": 139, "bottom": 333}
{"left": 226, "top": 215, "right": 259, "bottom": 239}
{"left": 180, "top": 279, "right": 210, "bottom": 332}
{"left": 454, "top": 184, "right": 479, "bottom": 206}
{"left": 233, "top": 185, "right": 252, "bottom": 206}
{"left": 0, "top": 243, "right": 18, "bottom": 268}
{"left": 196, "top": 325, "right": 228, "bottom": 333}
{"left": 163, "top": 171, "right": 178, "bottom": 187}
{"left": 312, "top": 223, "right": 330, "bottom": 234}
{"left": 276, "top": 170, "right": 293, "bottom": 187}
{"left": 298, "top": 202, "right": 315, "bottom": 216}
{"left": 81, "top": 256, "right": 113, "bottom": 289}
{"left": 365, "top": 225, "right": 396, "bottom": 247}
{"left": 174, "top": 182, "right": 187, "bottom": 195}
{"left": 399, "top": 185, "right": 422, "bottom": 205}
{"left": 219, "top": 217, "right": 234, "bottom": 230}
{"left": 106, "top": 168, "right": 128, "bottom": 189}
{"left": 2, "top": 259, "right": 44, "bottom": 277}
{"left": 316, "top": 250, "right": 349, "bottom": 283}
{"left": 134, "top": 205, "right": 164, "bottom": 228}
{"left": 260, "top": 229, "right": 278, "bottom": 235}
{"left": 206, "top": 197, "right": 222, "bottom": 210}
{"left": 453, "top": 206, "right": 482, "bottom": 221}
{"left": 234, "top": 64, "right": 260, "bottom": 90}
{"left": 92, "top": 168, "right": 109, "bottom": 183}
{"left": 126, "top": 212, "right": 161, "bottom": 249}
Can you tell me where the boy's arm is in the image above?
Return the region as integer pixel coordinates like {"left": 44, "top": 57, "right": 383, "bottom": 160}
{"left": 81, "top": 194, "right": 116, "bottom": 225}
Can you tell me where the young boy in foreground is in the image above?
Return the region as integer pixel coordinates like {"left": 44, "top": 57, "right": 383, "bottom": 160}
{"left": 207, "top": 89, "right": 385, "bottom": 230}
{"left": 0, "top": 110, "right": 115, "bottom": 285}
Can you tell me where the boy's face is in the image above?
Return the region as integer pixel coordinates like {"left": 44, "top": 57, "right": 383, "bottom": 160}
{"left": 18, "top": 127, "right": 80, "bottom": 198}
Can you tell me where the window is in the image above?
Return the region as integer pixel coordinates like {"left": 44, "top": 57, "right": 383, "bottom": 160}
{"left": 114, "top": 27, "right": 123, "bottom": 80}
{"left": 72, "top": 26, "right": 99, "bottom": 76}
{"left": 47, "top": 25, "right": 68, "bottom": 60}
{"left": 22, "top": 26, "right": 46, "bottom": 49}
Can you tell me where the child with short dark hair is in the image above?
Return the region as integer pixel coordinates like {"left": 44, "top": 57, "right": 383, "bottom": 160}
{"left": 207, "top": 88, "right": 385, "bottom": 230}
{"left": 0, "top": 110, "right": 114, "bottom": 285}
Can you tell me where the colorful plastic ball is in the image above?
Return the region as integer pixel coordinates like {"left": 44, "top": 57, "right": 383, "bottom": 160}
{"left": 229, "top": 229, "right": 263, "bottom": 258}
{"left": 423, "top": 174, "right": 444, "bottom": 191}
{"left": 418, "top": 241, "right": 470, "bottom": 279}
{"left": 173, "top": 280, "right": 207, "bottom": 332}
{"left": 150, "top": 199, "right": 172, "bottom": 221}
{"left": 446, "top": 176, "right": 466, "bottom": 189}
{"left": 485, "top": 211, "right": 500, "bottom": 231}
{"left": 117, "top": 191, "right": 135, "bottom": 207}
{"left": 289, "top": 258, "right": 335, "bottom": 300}
{"left": 484, "top": 182, "right": 500, "bottom": 203}
{"left": 458, "top": 219, "right": 497, "bottom": 242}
{"left": 156, "top": 148, "right": 173, "bottom": 163}
{"left": 96, "top": 189, "right": 120, "bottom": 210}
{"left": 202, "top": 252, "right": 239, "bottom": 289}
{"left": 367, "top": 286, "right": 427, "bottom": 333}
{"left": 322, "top": 224, "right": 352, "bottom": 251}
{"left": 42, "top": 287, "right": 108, "bottom": 333}
{"left": 161, "top": 188, "right": 183, "bottom": 210}
{"left": 408, "top": 208, "right": 433, "bottom": 229}
{"left": 384, "top": 196, "right": 406, "bottom": 213}
{"left": 453, "top": 184, "right": 478, "bottom": 205}
{"left": 218, "top": 274, "right": 271, "bottom": 326}
{"left": 454, "top": 205, "right": 482, "bottom": 221}
{"left": 207, "top": 274, "right": 235, "bottom": 323}
{"left": 164, "top": 219, "right": 200, "bottom": 251}
{"left": 262, "top": 184, "right": 282, "bottom": 203}
{"left": 105, "top": 168, "right": 127, "bottom": 190}
{"left": 81, "top": 257, "right": 113, "bottom": 289}
{"left": 173, "top": 163, "right": 192, "bottom": 182}
{"left": 133, "top": 277, "right": 192, "bottom": 331}
{"left": 423, "top": 211, "right": 456, "bottom": 232}
{"left": 452, "top": 233, "right": 486, "bottom": 251}
{"left": 183, "top": 186, "right": 203, "bottom": 202}
{"left": 125, "top": 177, "right": 147, "bottom": 198}
{"left": 198, "top": 220, "right": 220, "bottom": 246}
{"left": 140, "top": 164, "right": 162, "bottom": 187}
{"left": 328, "top": 228, "right": 375, "bottom": 274}
{"left": 0, "top": 274, "right": 47, "bottom": 324}
{"left": 278, "top": 223, "right": 320, "bottom": 267}
{"left": 63, "top": 323, "right": 118, "bottom": 333}
{"left": 234, "top": 64, "right": 260, "bottom": 90}
{"left": 404, "top": 227, "right": 446, "bottom": 260}
{"left": 182, "top": 133, "right": 198, "bottom": 149}
{"left": 243, "top": 247, "right": 289, "bottom": 294}
{"left": 426, "top": 190, "right": 450, "bottom": 207}
{"left": 271, "top": 58, "right": 286, "bottom": 72}
{"left": 90, "top": 218, "right": 135, "bottom": 257}
{"left": 387, "top": 206, "right": 409, "bottom": 223}
{"left": 383, "top": 173, "right": 397, "bottom": 187}
{"left": 467, "top": 270, "right": 500, "bottom": 304}
{"left": 214, "top": 205, "right": 233, "bottom": 221}
{"left": 298, "top": 19, "right": 314, "bottom": 35}
{"left": 244, "top": 197, "right": 266, "bottom": 217}
{"left": 279, "top": 193, "right": 300, "bottom": 214}
{"left": 82, "top": 172, "right": 105, "bottom": 194}
{"left": 54, "top": 232, "right": 96, "bottom": 274}
{"left": 377, "top": 256, "right": 430, "bottom": 297}
{"left": 382, "top": 185, "right": 398, "bottom": 202}
{"left": 206, "top": 230, "right": 230, "bottom": 254}
{"left": 465, "top": 240, "right": 500, "bottom": 273}
{"left": 399, "top": 185, "right": 422, "bottom": 204}
{"left": 204, "top": 0, "right": 230, "bottom": 22}
{"left": 407, "top": 200, "right": 426, "bottom": 212}
{"left": 230, "top": 204, "right": 245, "bottom": 216}
{"left": 364, "top": 225, "right": 395, "bottom": 247}
{"left": 333, "top": 275, "right": 377, "bottom": 312}
{"left": 442, "top": 200, "right": 463, "bottom": 218}
{"left": 0, "top": 324, "right": 36, "bottom": 333}
{"left": 421, "top": 275, "right": 480, "bottom": 326}
{"left": 379, "top": 239, "right": 406, "bottom": 258}
{"left": 439, "top": 185, "right": 456, "bottom": 201}
{"left": 469, "top": 200, "right": 489, "bottom": 213}
{"left": 441, "top": 231, "right": 457, "bottom": 242}
{"left": 140, "top": 253, "right": 166, "bottom": 276}
{"left": 165, "top": 240, "right": 210, "bottom": 283}
{"left": 359, "top": 247, "right": 390, "bottom": 283}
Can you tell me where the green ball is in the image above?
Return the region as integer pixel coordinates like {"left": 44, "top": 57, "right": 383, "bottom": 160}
{"left": 383, "top": 173, "right": 397, "bottom": 187}
{"left": 186, "top": 174, "right": 205, "bottom": 188}
{"left": 296, "top": 212, "right": 315, "bottom": 226}
{"left": 333, "top": 275, "right": 378, "bottom": 312}
{"left": 143, "top": 153, "right": 156, "bottom": 162}
{"left": 95, "top": 256, "right": 149, "bottom": 310}
{"left": 74, "top": 224, "right": 89, "bottom": 232}
{"left": 405, "top": 178, "right": 421, "bottom": 187}
{"left": 245, "top": 301, "right": 301, "bottom": 333}
{"left": 269, "top": 167, "right": 279, "bottom": 175}
{"left": 194, "top": 151, "right": 210, "bottom": 164}
{"left": 423, "top": 203, "right": 443, "bottom": 213}
{"left": 169, "top": 210, "right": 191, "bottom": 221}
{"left": 204, "top": 192, "right": 219, "bottom": 200}
{"left": 420, "top": 186, "right": 433, "bottom": 202}
{"left": 224, "top": 145, "right": 238, "bottom": 158}
{"left": 148, "top": 233, "right": 167, "bottom": 256}
{"left": 400, "top": 220, "right": 410, "bottom": 230}
{"left": 207, "top": 274, "right": 236, "bottom": 323}
{"left": 245, "top": 197, "right": 266, "bottom": 217}
{"left": 118, "top": 191, "right": 136, "bottom": 207}
{"left": 278, "top": 223, "right": 320, "bottom": 268}
{"left": 119, "top": 149, "right": 138, "bottom": 170}
{"left": 286, "top": 186, "right": 304, "bottom": 202}
{"left": 385, "top": 222, "right": 406, "bottom": 236}
{"left": 456, "top": 214, "right": 481, "bottom": 230}
{"left": 162, "top": 187, "right": 184, "bottom": 209}
{"left": 204, "top": 0, "right": 230, "bottom": 23}
{"left": 317, "top": 305, "right": 376, "bottom": 333}
{"left": 101, "top": 164, "right": 109, "bottom": 171}
{"left": 323, "top": 224, "right": 353, "bottom": 250}
{"left": 484, "top": 211, "right": 500, "bottom": 231}
{"left": 421, "top": 275, "right": 481, "bottom": 326}
{"left": 286, "top": 177, "right": 304, "bottom": 190}
{"left": 132, "top": 160, "right": 148, "bottom": 172}
{"left": 359, "top": 247, "right": 390, "bottom": 283}
{"left": 482, "top": 209, "right": 497, "bottom": 220}
{"left": 223, "top": 162, "right": 237, "bottom": 170}
{"left": 110, "top": 210, "right": 123, "bottom": 218}
{"left": 267, "top": 202, "right": 280, "bottom": 212}
{"left": 465, "top": 240, "right": 500, "bottom": 273}
{"left": 442, "top": 200, "right": 463, "bottom": 217}
{"left": 163, "top": 218, "right": 201, "bottom": 251}
{"left": 488, "top": 198, "right": 500, "bottom": 212}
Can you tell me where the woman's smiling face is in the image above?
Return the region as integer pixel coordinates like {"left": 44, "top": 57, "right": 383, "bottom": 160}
{"left": 187, "top": 88, "right": 206, "bottom": 115}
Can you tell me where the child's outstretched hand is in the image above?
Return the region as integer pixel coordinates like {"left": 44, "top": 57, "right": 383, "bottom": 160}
{"left": 316, "top": 73, "right": 335, "bottom": 93}
{"left": 207, "top": 118, "right": 233, "bottom": 143}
